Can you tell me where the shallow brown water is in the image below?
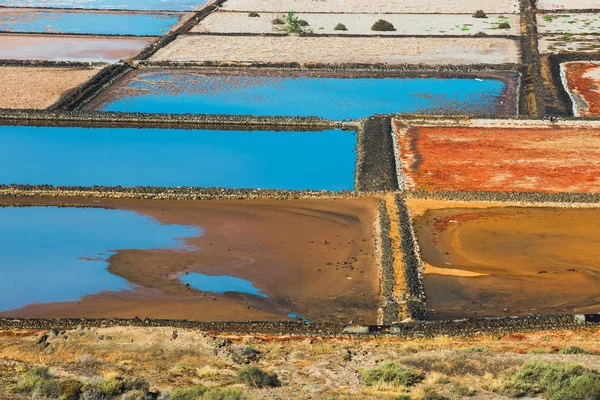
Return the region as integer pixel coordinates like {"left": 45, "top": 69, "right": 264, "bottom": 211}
{"left": 414, "top": 206, "right": 600, "bottom": 319}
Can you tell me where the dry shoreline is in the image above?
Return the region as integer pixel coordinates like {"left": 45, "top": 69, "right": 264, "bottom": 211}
{"left": 0, "top": 196, "right": 379, "bottom": 324}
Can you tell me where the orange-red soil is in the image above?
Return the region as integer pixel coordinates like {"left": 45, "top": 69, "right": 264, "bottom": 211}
{"left": 396, "top": 123, "right": 600, "bottom": 193}
{"left": 563, "top": 62, "right": 600, "bottom": 117}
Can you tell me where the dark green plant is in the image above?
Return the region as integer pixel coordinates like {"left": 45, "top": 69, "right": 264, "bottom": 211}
{"left": 497, "top": 22, "right": 511, "bottom": 29}
{"left": 248, "top": 11, "right": 260, "bottom": 17}
{"left": 285, "top": 11, "right": 304, "bottom": 33}
{"left": 334, "top": 23, "right": 347, "bottom": 31}
{"left": 559, "top": 346, "right": 592, "bottom": 355}
{"left": 473, "top": 10, "right": 488, "bottom": 18}
{"left": 473, "top": 31, "right": 489, "bottom": 37}
{"left": 237, "top": 366, "right": 281, "bottom": 388}
{"left": 361, "top": 362, "right": 424, "bottom": 387}
{"left": 59, "top": 379, "right": 84, "bottom": 400}
{"left": 371, "top": 19, "right": 396, "bottom": 31}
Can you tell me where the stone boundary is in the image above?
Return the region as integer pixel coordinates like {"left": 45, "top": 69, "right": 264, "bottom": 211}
{"left": 375, "top": 199, "right": 399, "bottom": 325}
{"left": 406, "top": 189, "right": 600, "bottom": 206}
{"left": 355, "top": 116, "right": 399, "bottom": 192}
{"left": 185, "top": 31, "right": 521, "bottom": 39}
{"left": 0, "top": 59, "right": 107, "bottom": 68}
{"left": 395, "top": 194, "right": 427, "bottom": 320}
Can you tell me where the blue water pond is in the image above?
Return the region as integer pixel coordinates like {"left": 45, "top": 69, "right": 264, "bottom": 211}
{"left": 0, "top": 10, "right": 181, "bottom": 36}
{"left": 181, "top": 273, "right": 268, "bottom": 298}
{"left": 89, "top": 70, "right": 512, "bottom": 119}
{"left": 0, "top": 125, "right": 356, "bottom": 191}
{"left": 0, "top": 0, "right": 207, "bottom": 11}
{"left": 0, "top": 206, "right": 202, "bottom": 312}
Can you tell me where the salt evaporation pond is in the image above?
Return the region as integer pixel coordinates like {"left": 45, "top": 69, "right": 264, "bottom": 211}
{"left": 0, "top": 9, "right": 181, "bottom": 36}
{"left": 181, "top": 273, "right": 268, "bottom": 298}
{"left": 0, "top": 0, "right": 207, "bottom": 11}
{"left": 0, "top": 125, "right": 356, "bottom": 190}
{"left": 87, "top": 70, "right": 514, "bottom": 119}
{"left": 0, "top": 206, "right": 201, "bottom": 312}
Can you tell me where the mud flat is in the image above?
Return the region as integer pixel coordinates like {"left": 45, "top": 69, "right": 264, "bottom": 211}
{"left": 84, "top": 68, "right": 518, "bottom": 118}
{"left": 539, "top": 35, "right": 600, "bottom": 54}
{"left": 0, "top": 8, "right": 183, "bottom": 36}
{"left": 537, "top": 13, "right": 600, "bottom": 35}
{"left": 0, "top": 66, "right": 99, "bottom": 109}
{"left": 221, "top": 0, "right": 519, "bottom": 14}
{"left": 536, "top": 0, "right": 600, "bottom": 10}
{"left": 562, "top": 61, "right": 600, "bottom": 117}
{"left": 408, "top": 198, "right": 600, "bottom": 319}
{"left": 151, "top": 35, "right": 521, "bottom": 65}
{"left": 0, "top": 197, "right": 379, "bottom": 323}
{"left": 394, "top": 119, "right": 600, "bottom": 193}
{"left": 193, "top": 12, "right": 520, "bottom": 36}
{"left": 0, "top": 35, "right": 153, "bottom": 62}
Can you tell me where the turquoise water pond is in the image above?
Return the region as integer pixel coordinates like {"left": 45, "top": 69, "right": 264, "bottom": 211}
{"left": 181, "top": 273, "right": 268, "bottom": 298}
{"left": 89, "top": 71, "right": 513, "bottom": 119}
{"left": 0, "top": 206, "right": 202, "bottom": 312}
{"left": 0, "top": 0, "right": 207, "bottom": 11}
{"left": 0, "top": 10, "right": 181, "bottom": 36}
{"left": 0, "top": 125, "right": 356, "bottom": 191}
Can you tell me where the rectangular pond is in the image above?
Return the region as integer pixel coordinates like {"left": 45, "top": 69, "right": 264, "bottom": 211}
{"left": 85, "top": 69, "right": 519, "bottom": 119}
{"left": 0, "top": 125, "right": 356, "bottom": 191}
{"left": 0, "top": 0, "right": 208, "bottom": 11}
{"left": 0, "top": 9, "right": 182, "bottom": 36}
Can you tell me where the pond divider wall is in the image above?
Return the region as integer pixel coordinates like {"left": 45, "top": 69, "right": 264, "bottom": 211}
{"left": 520, "top": 0, "right": 545, "bottom": 118}
{"left": 355, "top": 116, "right": 398, "bottom": 192}
{"left": 406, "top": 189, "right": 600, "bottom": 206}
{"left": 375, "top": 199, "right": 399, "bottom": 325}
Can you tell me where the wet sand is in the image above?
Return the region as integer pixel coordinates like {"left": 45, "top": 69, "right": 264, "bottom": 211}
{"left": 0, "top": 66, "right": 99, "bottom": 109}
{"left": 411, "top": 201, "right": 600, "bottom": 319}
{"left": 0, "top": 34, "right": 153, "bottom": 62}
{"left": 1, "top": 197, "right": 379, "bottom": 323}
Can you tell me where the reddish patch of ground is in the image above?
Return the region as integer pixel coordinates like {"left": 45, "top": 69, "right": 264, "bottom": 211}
{"left": 397, "top": 123, "right": 600, "bottom": 193}
{"left": 564, "top": 62, "right": 600, "bottom": 117}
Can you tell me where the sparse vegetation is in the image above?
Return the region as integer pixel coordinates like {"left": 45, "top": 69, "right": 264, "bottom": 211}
{"left": 371, "top": 19, "right": 396, "bottom": 32}
{"left": 361, "top": 362, "right": 424, "bottom": 387}
{"left": 283, "top": 11, "right": 308, "bottom": 34}
{"left": 334, "top": 23, "right": 347, "bottom": 31}
{"left": 248, "top": 12, "right": 260, "bottom": 17}
{"left": 236, "top": 366, "right": 280, "bottom": 388}
{"left": 473, "top": 10, "right": 488, "bottom": 18}
{"left": 559, "top": 345, "right": 592, "bottom": 355}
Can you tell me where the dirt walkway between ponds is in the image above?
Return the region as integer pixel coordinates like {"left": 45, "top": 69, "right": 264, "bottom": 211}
{"left": 0, "top": 197, "right": 379, "bottom": 324}
{"left": 0, "top": 66, "right": 100, "bottom": 109}
{"left": 412, "top": 204, "right": 600, "bottom": 320}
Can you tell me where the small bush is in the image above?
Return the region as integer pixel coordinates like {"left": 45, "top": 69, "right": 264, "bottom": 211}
{"left": 170, "top": 386, "right": 209, "bottom": 400}
{"left": 529, "top": 348, "right": 554, "bottom": 354}
{"left": 123, "top": 389, "right": 152, "bottom": 400}
{"left": 59, "top": 379, "right": 84, "bottom": 400}
{"left": 497, "top": 22, "right": 511, "bottom": 29}
{"left": 334, "top": 23, "right": 347, "bottom": 31}
{"left": 451, "top": 382, "right": 476, "bottom": 396}
{"left": 473, "top": 31, "right": 488, "bottom": 37}
{"left": 473, "top": 10, "right": 488, "bottom": 18}
{"left": 371, "top": 19, "right": 396, "bottom": 31}
{"left": 272, "top": 17, "right": 284, "bottom": 25}
{"left": 82, "top": 387, "right": 111, "bottom": 400}
{"left": 237, "top": 366, "right": 280, "bottom": 388}
{"left": 462, "top": 347, "right": 486, "bottom": 353}
{"left": 123, "top": 377, "right": 150, "bottom": 392}
{"left": 361, "top": 362, "right": 424, "bottom": 387}
{"left": 203, "top": 388, "right": 244, "bottom": 400}
{"left": 248, "top": 11, "right": 259, "bottom": 17}
{"left": 559, "top": 346, "right": 591, "bottom": 355}
{"left": 285, "top": 11, "right": 305, "bottom": 33}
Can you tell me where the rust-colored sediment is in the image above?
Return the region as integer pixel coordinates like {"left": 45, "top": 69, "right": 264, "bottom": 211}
{"left": 564, "top": 62, "right": 600, "bottom": 117}
{"left": 409, "top": 199, "right": 600, "bottom": 319}
{"left": 0, "top": 66, "right": 99, "bottom": 109}
{"left": 0, "top": 197, "right": 379, "bottom": 324}
{"left": 396, "top": 122, "right": 600, "bottom": 193}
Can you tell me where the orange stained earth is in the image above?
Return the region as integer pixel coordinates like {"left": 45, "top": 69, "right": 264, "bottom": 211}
{"left": 396, "top": 123, "right": 600, "bottom": 193}
{"left": 564, "top": 62, "right": 600, "bottom": 117}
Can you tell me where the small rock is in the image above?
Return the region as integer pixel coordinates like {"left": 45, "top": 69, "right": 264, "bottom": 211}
{"left": 172, "top": 331, "right": 178, "bottom": 340}
{"left": 36, "top": 334, "right": 48, "bottom": 345}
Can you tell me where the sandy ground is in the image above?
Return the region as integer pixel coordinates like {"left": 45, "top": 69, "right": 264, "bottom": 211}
{"left": 151, "top": 35, "right": 521, "bottom": 65}
{"left": 539, "top": 34, "right": 600, "bottom": 53}
{"left": 562, "top": 61, "right": 600, "bottom": 117}
{"left": 220, "top": 0, "right": 520, "bottom": 14}
{"left": 537, "top": 12, "right": 600, "bottom": 34}
{"left": 193, "top": 12, "right": 521, "bottom": 36}
{"left": 394, "top": 120, "right": 600, "bottom": 193}
{"left": 537, "top": 0, "right": 600, "bottom": 9}
{"left": 0, "top": 34, "right": 153, "bottom": 62}
{"left": 2, "top": 326, "right": 600, "bottom": 399}
{"left": 0, "top": 197, "right": 379, "bottom": 324}
{"left": 408, "top": 198, "right": 600, "bottom": 319}
{"left": 0, "top": 66, "right": 99, "bottom": 109}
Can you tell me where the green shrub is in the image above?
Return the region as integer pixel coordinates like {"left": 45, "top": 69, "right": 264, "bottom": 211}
{"left": 473, "top": 31, "right": 488, "bottom": 37}
{"left": 285, "top": 11, "right": 304, "bottom": 33}
{"left": 504, "top": 361, "right": 600, "bottom": 400}
{"left": 371, "top": 19, "right": 396, "bottom": 31}
{"left": 559, "top": 346, "right": 592, "bottom": 355}
{"left": 334, "top": 23, "right": 347, "bottom": 31}
{"left": 170, "top": 386, "right": 209, "bottom": 400}
{"left": 497, "top": 22, "right": 511, "bottom": 29}
{"left": 123, "top": 389, "right": 152, "bottom": 400}
{"left": 451, "top": 382, "right": 476, "bottom": 396}
{"left": 59, "top": 379, "right": 83, "bottom": 400}
{"left": 462, "top": 347, "right": 486, "bottom": 353}
{"left": 528, "top": 348, "right": 554, "bottom": 354}
{"left": 237, "top": 366, "right": 280, "bottom": 388}
{"left": 473, "top": 10, "right": 488, "bottom": 18}
{"left": 361, "top": 362, "right": 424, "bottom": 387}
{"left": 203, "top": 388, "right": 243, "bottom": 400}
{"left": 123, "top": 377, "right": 150, "bottom": 392}
{"left": 248, "top": 11, "right": 259, "bottom": 17}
